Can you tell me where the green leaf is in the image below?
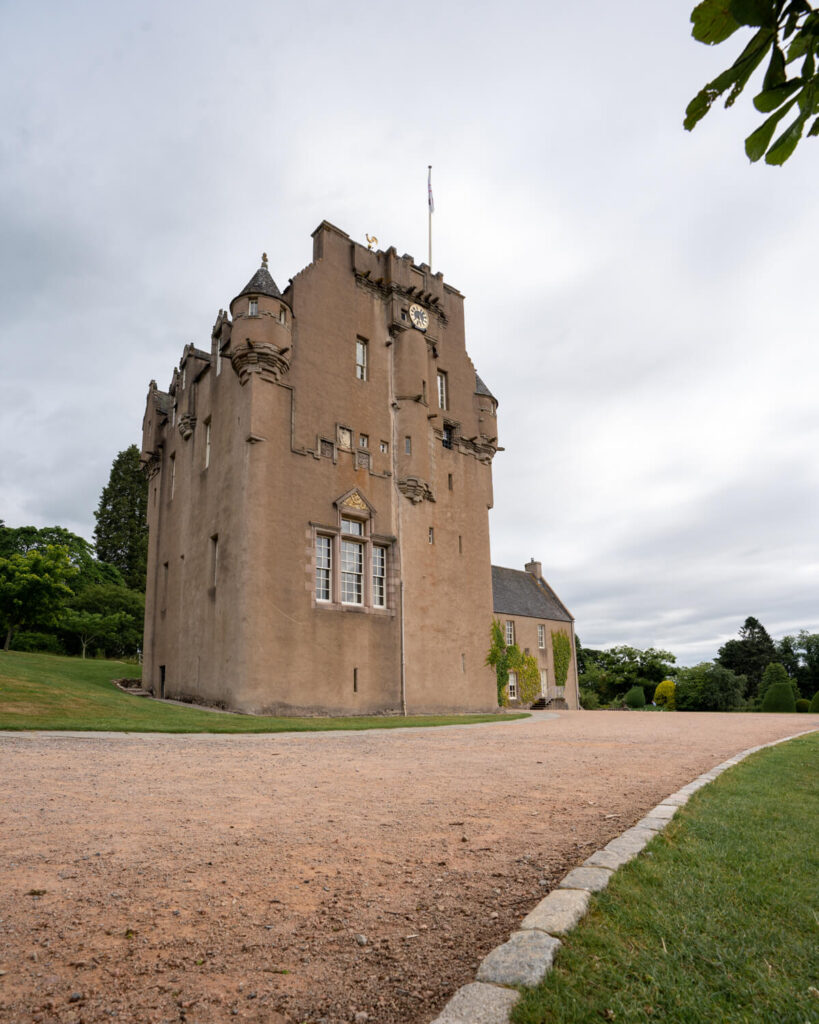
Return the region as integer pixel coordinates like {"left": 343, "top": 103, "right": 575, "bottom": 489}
{"left": 744, "top": 96, "right": 799, "bottom": 158}
{"left": 762, "top": 43, "right": 787, "bottom": 89}
{"left": 765, "top": 108, "right": 809, "bottom": 162}
{"left": 754, "top": 78, "right": 803, "bottom": 110}
{"left": 691, "top": 0, "right": 741, "bottom": 43}
{"left": 724, "top": 27, "right": 777, "bottom": 105}
{"left": 685, "top": 30, "right": 773, "bottom": 129}
{"left": 808, "top": 113, "right": 819, "bottom": 133}
{"left": 729, "top": 0, "right": 777, "bottom": 27}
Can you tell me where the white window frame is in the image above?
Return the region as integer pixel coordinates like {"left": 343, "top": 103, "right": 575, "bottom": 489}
{"left": 355, "top": 338, "right": 368, "bottom": 381}
{"left": 372, "top": 545, "right": 386, "bottom": 608}
{"left": 537, "top": 624, "right": 545, "bottom": 649}
{"left": 508, "top": 672, "right": 518, "bottom": 701}
{"left": 248, "top": 297, "right": 258, "bottom": 316}
{"left": 540, "top": 668, "right": 548, "bottom": 696}
{"left": 315, "top": 535, "right": 332, "bottom": 602}
{"left": 204, "top": 418, "right": 212, "bottom": 469}
{"left": 437, "top": 370, "right": 448, "bottom": 410}
{"left": 505, "top": 620, "right": 515, "bottom": 646}
{"left": 341, "top": 538, "right": 364, "bottom": 605}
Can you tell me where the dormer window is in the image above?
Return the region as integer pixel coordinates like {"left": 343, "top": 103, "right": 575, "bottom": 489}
{"left": 248, "top": 297, "right": 258, "bottom": 316}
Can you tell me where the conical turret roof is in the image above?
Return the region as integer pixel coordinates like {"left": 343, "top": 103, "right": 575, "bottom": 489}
{"left": 234, "top": 253, "right": 282, "bottom": 301}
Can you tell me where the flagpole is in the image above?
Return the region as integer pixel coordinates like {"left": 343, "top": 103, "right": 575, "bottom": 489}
{"left": 428, "top": 165, "right": 433, "bottom": 269}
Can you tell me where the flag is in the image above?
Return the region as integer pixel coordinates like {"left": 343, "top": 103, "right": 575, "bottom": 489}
{"left": 428, "top": 166, "right": 434, "bottom": 214}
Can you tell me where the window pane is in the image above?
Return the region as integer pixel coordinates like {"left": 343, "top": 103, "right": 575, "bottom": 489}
{"left": 356, "top": 339, "right": 367, "bottom": 380}
{"left": 341, "top": 540, "right": 363, "bottom": 604}
{"left": 437, "top": 371, "right": 448, "bottom": 409}
{"left": 373, "top": 546, "right": 386, "bottom": 607}
{"left": 315, "top": 535, "right": 331, "bottom": 601}
{"left": 341, "top": 517, "right": 363, "bottom": 536}
{"left": 505, "top": 620, "right": 514, "bottom": 646}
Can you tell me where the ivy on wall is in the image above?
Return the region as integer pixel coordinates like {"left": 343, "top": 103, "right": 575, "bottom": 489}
{"left": 552, "top": 630, "right": 572, "bottom": 689}
{"left": 486, "top": 619, "right": 541, "bottom": 705}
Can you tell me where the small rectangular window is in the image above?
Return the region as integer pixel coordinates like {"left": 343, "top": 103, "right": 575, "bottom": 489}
{"left": 442, "top": 425, "right": 453, "bottom": 449}
{"left": 359, "top": 434, "right": 369, "bottom": 449}
{"left": 210, "top": 534, "right": 219, "bottom": 587}
{"left": 315, "top": 535, "right": 332, "bottom": 601}
{"left": 248, "top": 297, "right": 258, "bottom": 316}
{"left": 169, "top": 453, "right": 176, "bottom": 499}
{"left": 341, "top": 539, "right": 363, "bottom": 604}
{"left": 405, "top": 436, "right": 412, "bottom": 455}
{"left": 279, "top": 306, "right": 286, "bottom": 324}
{"left": 537, "top": 624, "right": 545, "bottom": 649}
{"left": 353, "top": 667, "right": 358, "bottom": 693}
{"left": 448, "top": 473, "right": 453, "bottom": 490}
{"left": 380, "top": 440, "right": 389, "bottom": 454}
{"left": 458, "top": 535, "right": 462, "bottom": 554}
{"left": 437, "top": 370, "right": 448, "bottom": 410}
{"left": 461, "top": 653, "right": 466, "bottom": 673}
{"left": 341, "top": 517, "right": 363, "bottom": 536}
{"left": 216, "top": 349, "right": 222, "bottom": 376}
{"left": 505, "top": 620, "right": 515, "bottom": 646}
{"left": 508, "top": 672, "right": 518, "bottom": 701}
{"left": 372, "top": 546, "right": 386, "bottom": 608}
{"left": 204, "top": 419, "right": 212, "bottom": 469}
{"left": 355, "top": 338, "right": 368, "bottom": 381}
{"left": 428, "top": 527, "right": 434, "bottom": 545}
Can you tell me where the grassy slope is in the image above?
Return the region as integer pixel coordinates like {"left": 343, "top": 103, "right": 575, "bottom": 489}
{"left": 512, "top": 732, "right": 819, "bottom": 1024}
{"left": 0, "top": 651, "right": 526, "bottom": 733}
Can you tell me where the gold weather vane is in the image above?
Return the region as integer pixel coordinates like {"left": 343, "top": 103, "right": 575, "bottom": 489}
{"left": 366, "top": 234, "right": 378, "bottom": 250}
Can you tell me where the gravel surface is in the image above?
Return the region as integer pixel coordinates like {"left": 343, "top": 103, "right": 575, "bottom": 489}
{"left": 1, "top": 711, "right": 814, "bottom": 1024}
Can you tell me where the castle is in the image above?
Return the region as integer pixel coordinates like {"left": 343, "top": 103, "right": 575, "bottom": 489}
{"left": 140, "top": 221, "right": 578, "bottom": 714}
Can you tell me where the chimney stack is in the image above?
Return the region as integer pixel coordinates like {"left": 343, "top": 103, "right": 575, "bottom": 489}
{"left": 524, "top": 558, "right": 542, "bottom": 579}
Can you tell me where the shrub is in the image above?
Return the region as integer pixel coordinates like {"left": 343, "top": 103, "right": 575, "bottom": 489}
{"left": 758, "top": 662, "right": 799, "bottom": 704}
{"left": 761, "top": 680, "right": 797, "bottom": 713}
{"left": 796, "top": 698, "right": 810, "bottom": 713}
{"left": 624, "top": 685, "right": 646, "bottom": 709}
{"left": 653, "top": 678, "right": 676, "bottom": 710}
{"left": 675, "top": 663, "right": 746, "bottom": 712}
{"left": 10, "top": 631, "right": 64, "bottom": 654}
{"left": 810, "top": 691, "right": 819, "bottom": 714}
{"left": 579, "top": 687, "right": 599, "bottom": 710}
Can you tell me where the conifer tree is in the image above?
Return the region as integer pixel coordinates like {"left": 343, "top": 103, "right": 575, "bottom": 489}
{"left": 93, "top": 445, "right": 148, "bottom": 592}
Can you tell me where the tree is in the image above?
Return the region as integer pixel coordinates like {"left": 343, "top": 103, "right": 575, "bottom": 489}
{"left": 93, "top": 445, "right": 148, "bottom": 592}
{"left": 0, "top": 524, "right": 123, "bottom": 591}
{"left": 0, "top": 546, "right": 75, "bottom": 650}
{"left": 61, "top": 583, "right": 144, "bottom": 659}
{"left": 675, "top": 662, "right": 747, "bottom": 711}
{"left": 776, "top": 631, "right": 819, "bottom": 699}
{"left": 716, "top": 616, "right": 777, "bottom": 696}
{"left": 578, "top": 645, "right": 676, "bottom": 704}
{"left": 685, "top": 0, "right": 819, "bottom": 164}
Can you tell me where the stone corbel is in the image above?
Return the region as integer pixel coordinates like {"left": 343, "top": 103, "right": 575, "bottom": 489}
{"left": 398, "top": 476, "right": 435, "bottom": 504}
{"left": 178, "top": 414, "right": 196, "bottom": 440}
{"left": 230, "top": 342, "right": 291, "bottom": 386}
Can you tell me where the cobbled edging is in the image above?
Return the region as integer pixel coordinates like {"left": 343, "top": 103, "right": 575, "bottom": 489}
{"left": 429, "top": 728, "right": 818, "bottom": 1024}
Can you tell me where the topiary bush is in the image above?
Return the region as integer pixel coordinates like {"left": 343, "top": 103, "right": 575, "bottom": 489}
{"left": 624, "top": 685, "right": 646, "bottom": 709}
{"left": 810, "top": 691, "right": 819, "bottom": 713}
{"left": 758, "top": 662, "right": 799, "bottom": 705}
{"left": 761, "top": 680, "right": 796, "bottom": 713}
{"left": 795, "top": 698, "right": 810, "bottom": 713}
{"left": 653, "top": 678, "right": 676, "bottom": 710}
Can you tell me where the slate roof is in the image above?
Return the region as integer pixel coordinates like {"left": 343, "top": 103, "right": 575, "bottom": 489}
{"left": 475, "top": 372, "right": 496, "bottom": 400}
{"left": 234, "top": 257, "right": 282, "bottom": 301}
{"left": 491, "top": 565, "right": 572, "bottom": 622}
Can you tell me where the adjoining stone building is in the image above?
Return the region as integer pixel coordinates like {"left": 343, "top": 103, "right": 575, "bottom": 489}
{"left": 491, "top": 560, "right": 580, "bottom": 709}
{"left": 140, "top": 220, "right": 577, "bottom": 716}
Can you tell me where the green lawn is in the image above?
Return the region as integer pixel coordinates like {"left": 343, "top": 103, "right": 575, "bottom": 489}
{"left": 0, "top": 651, "right": 527, "bottom": 733}
{"left": 512, "top": 732, "right": 819, "bottom": 1024}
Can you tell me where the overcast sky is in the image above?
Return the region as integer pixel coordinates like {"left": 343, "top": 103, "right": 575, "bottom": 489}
{"left": 1, "top": 1, "right": 817, "bottom": 666}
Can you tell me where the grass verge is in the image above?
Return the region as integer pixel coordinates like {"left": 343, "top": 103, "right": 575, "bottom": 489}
{"left": 512, "top": 731, "right": 818, "bottom": 1024}
{"left": 0, "top": 651, "right": 527, "bottom": 733}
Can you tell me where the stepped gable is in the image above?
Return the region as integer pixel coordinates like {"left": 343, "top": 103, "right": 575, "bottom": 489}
{"left": 491, "top": 565, "right": 572, "bottom": 622}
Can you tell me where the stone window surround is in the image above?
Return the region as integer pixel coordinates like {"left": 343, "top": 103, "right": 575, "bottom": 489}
{"left": 310, "top": 517, "right": 393, "bottom": 614}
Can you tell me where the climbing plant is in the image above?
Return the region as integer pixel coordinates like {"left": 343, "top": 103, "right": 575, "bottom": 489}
{"left": 486, "top": 619, "right": 511, "bottom": 706}
{"left": 486, "top": 620, "right": 542, "bottom": 705}
{"left": 552, "top": 631, "right": 572, "bottom": 688}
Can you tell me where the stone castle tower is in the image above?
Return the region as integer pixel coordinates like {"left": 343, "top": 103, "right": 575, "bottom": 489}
{"left": 140, "top": 221, "right": 500, "bottom": 715}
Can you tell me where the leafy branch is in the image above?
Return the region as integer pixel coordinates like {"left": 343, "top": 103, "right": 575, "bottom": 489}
{"left": 685, "top": 0, "right": 819, "bottom": 163}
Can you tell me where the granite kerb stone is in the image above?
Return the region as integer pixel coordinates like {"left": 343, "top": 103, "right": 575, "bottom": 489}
{"left": 430, "top": 982, "right": 520, "bottom": 1024}
{"left": 519, "top": 888, "right": 591, "bottom": 935}
{"left": 647, "top": 803, "right": 678, "bottom": 820}
{"left": 476, "top": 930, "right": 562, "bottom": 988}
{"left": 558, "top": 866, "right": 613, "bottom": 892}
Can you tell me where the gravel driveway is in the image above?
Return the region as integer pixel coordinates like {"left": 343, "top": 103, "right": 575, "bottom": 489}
{"left": 1, "top": 711, "right": 814, "bottom": 1024}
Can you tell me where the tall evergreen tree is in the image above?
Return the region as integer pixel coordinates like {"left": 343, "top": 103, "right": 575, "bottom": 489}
{"left": 93, "top": 445, "right": 148, "bottom": 592}
{"left": 716, "top": 616, "right": 777, "bottom": 697}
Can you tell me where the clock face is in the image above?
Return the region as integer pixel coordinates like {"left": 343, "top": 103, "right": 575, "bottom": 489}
{"left": 408, "top": 304, "right": 429, "bottom": 331}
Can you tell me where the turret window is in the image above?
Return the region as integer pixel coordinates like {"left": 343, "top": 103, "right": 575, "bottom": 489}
{"left": 248, "top": 297, "right": 258, "bottom": 316}
{"left": 437, "top": 370, "right": 448, "bottom": 410}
